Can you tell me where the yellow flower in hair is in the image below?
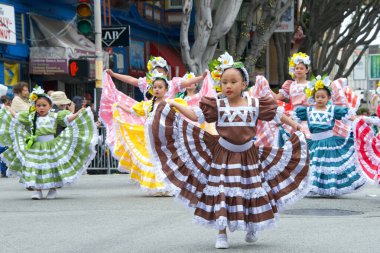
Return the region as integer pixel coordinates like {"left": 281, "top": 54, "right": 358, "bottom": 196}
{"left": 147, "top": 61, "right": 153, "bottom": 72}
{"left": 289, "top": 61, "right": 295, "bottom": 67}
{"left": 315, "top": 80, "right": 325, "bottom": 90}
{"left": 29, "top": 105, "right": 36, "bottom": 112}
{"left": 211, "top": 70, "right": 221, "bottom": 81}
{"left": 214, "top": 85, "right": 221, "bottom": 92}
{"left": 305, "top": 88, "right": 312, "bottom": 98}
{"left": 29, "top": 93, "right": 38, "bottom": 102}
{"left": 377, "top": 81, "right": 380, "bottom": 87}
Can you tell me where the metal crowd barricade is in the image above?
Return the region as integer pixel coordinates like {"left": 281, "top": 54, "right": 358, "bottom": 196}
{"left": 88, "top": 126, "right": 119, "bottom": 174}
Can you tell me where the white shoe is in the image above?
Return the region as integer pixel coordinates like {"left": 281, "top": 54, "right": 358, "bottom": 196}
{"left": 46, "top": 189, "right": 57, "bottom": 200}
{"left": 245, "top": 231, "right": 258, "bottom": 243}
{"left": 31, "top": 191, "right": 43, "bottom": 200}
{"left": 215, "top": 234, "right": 229, "bottom": 249}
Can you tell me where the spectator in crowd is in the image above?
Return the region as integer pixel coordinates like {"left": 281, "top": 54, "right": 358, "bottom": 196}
{"left": 51, "top": 91, "right": 75, "bottom": 113}
{"left": 1, "top": 95, "right": 11, "bottom": 108}
{"left": 47, "top": 90, "right": 55, "bottom": 97}
{"left": 11, "top": 82, "right": 30, "bottom": 113}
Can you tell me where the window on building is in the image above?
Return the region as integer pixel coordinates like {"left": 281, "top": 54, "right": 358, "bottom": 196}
{"left": 15, "top": 13, "right": 25, "bottom": 44}
{"left": 168, "top": 0, "right": 183, "bottom": 9}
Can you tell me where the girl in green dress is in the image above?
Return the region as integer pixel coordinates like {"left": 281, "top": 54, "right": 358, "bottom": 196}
{"left": 0, "top": 87, "right": 98, "bottom": 200}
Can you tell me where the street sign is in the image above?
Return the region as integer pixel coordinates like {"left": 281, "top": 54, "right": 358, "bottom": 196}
{"left": 68, "top": 59, "right": 89, "bottom": 78}
{"left": 102, "top": 26, "right": 130, "bottom": 47}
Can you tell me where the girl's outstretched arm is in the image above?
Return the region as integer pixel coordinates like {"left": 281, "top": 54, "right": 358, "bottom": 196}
{"left": 280, "top": 114, "right": 302, "bottom": 132}
{"left": 180, "top": 71, "right": 207, "bottom": 89}
{"left": 4, "top": 106, "right": 16, "bottom": 117}
{"left": 117, "top": 103, "right": 132, "bottom": 114}
{"left": 168, "top": 100, "right": 198, "bottom": 122}
{"left": 106, "top": 69, "right": 139, "bottom": 87}
{"left": 67, "top": 108, "right": 86, "bottom": 122}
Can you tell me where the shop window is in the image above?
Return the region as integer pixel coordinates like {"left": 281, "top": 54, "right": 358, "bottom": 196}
{"left": 15, "top": 13, "right": 25, "bottom": 44}
{"left": 168, "top": 0, "right": 183, "bottom": 9}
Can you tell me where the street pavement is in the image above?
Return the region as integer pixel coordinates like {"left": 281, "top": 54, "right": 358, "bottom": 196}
{"left": 0, "top": 174, "right": 379, "bottom": 253}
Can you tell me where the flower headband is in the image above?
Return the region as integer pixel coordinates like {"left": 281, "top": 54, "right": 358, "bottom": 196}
{"left": 208, "top": 52, "right": 249, "bottom": 91}
{"left": 376, "top": 81, "right": 380, "bottom": 95}
{"left": 182, "top": 72, "right": 195, "bottom": 80}
{"left": 29, "top": 85, "right": 51, "bottom": 113}
{"left": 289, "top": 52, "right": 310, "bottom": 79}
{"left": 304, "top": 75, "right": 331, "bottom": 98}
{"left": 147, "top": 56, "right": 169, "bottom": 73}
{"left": 146, "top": 69, "right": 170, "bottom": 95}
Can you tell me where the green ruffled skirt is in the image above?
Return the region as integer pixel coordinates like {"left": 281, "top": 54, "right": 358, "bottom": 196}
{"left": 0, "top": 108, "right": 98, "bottom": 189}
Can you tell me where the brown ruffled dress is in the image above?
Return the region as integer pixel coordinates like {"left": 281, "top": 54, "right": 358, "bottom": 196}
{"left": 148, "top": 94, "right": 310, "bottom": 232}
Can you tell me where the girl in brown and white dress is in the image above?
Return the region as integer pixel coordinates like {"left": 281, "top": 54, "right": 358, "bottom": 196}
{"left": 147, "top": 53, "right": 310, "bottom": 249}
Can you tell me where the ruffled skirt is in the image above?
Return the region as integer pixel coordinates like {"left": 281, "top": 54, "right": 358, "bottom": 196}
{"left": 308, "top": 133, "right": 366, "bottom": 195}
{"left": 353, "top": 118, "right": 380, "bottom": 184}
{"left": 112, "top": 107, "right": 171, "bottom": 194}
{"left": 148, "top": 102, "right": 310, "bottom": 232}
{"left": 0, "top": 108, "right": 98, "bottom": 189}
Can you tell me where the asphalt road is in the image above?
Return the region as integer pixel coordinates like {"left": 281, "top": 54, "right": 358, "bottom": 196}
{"left": 0, "top": 174, "right": 379, "bottom": 253}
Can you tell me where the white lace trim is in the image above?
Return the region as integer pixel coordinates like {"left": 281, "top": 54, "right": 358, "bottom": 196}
{"left": 279, "top": 89, "right": 289, "bottom": 99}
{"left": 193, "top": 107, "right": 205, "bottom": 124}
{"left": 4, "top": 107, "right": 98, "bottom": 189}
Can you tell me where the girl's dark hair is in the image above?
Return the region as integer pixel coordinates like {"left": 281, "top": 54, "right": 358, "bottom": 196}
{"left": 313, "top": 86, "right": 331, "bottom": 98}
{"left": 221, "top": 67, "right": 246, "bottom": 83}
{"left": 150, "top": 96, "right": 157, "bottom": 113}
{"left": 36, "top": 95, "right": 53, "bottom": 106}
{"left": 0, "top": 95, "right": 11, "bottom": 104}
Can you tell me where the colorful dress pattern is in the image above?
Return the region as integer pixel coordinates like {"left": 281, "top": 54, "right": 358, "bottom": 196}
{"left": 148, "top": 95, "right": 310, "bottom": 232}
{"left": 295, "top": 105, "right": 366, "bottom": 195}
{"left": 113, "top": 98, "right": 187, "bottom": 194}
{"left": 0, "top": 108, "right": 98, "bottom": 189}
{"left": 353, "top": 116, "right": 380, "bottom": 184}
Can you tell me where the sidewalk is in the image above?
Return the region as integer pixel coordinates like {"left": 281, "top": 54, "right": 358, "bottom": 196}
{"left": 0, "top": 175, "right": 379, "bottom": 253}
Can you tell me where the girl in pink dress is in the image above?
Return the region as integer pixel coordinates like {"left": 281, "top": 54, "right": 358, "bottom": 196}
{"left": 106, "top": 56, "right": 206, "bottom": 101}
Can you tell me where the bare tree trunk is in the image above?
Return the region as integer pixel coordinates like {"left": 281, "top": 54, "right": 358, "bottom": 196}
{"left": 246, "top": 0, "right": 293, "bottom": 82}
{"left": 273, "top": 32, "right": 292, "bottom": 84}
{"left": 180, "top": 0, "right": 243, "bottom": 75}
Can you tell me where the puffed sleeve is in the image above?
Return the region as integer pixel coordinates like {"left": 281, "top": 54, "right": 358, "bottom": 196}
{"left": 334, "top": 106, "right": 355, "bottom": 122}
{"left": 279, "top": 80, "right": 292, "bottom": 99}
{"left": 138, "top": 77, "right": 148, "bottom": 95}
{"left": 294, "top": 107, "right": 308, "bottom": 122}
{"left": 257, "top": 96, "right": 277, "bottom": 121}
{"left": 199, "top": 97, "right": 218, "bottom": 123}
{"left": 57, "top": 110, "right": 72, "bottom": 127}
{"left": 131, "top": 101, "right": 147, "bottom": 117}
{"left": 198, "top": 71, "right": 216, "bottom": 98}
{"left": 16, "top": 111, "right": 31, "bottom": 126}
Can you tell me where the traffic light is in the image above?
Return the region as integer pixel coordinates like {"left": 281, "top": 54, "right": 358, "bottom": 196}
{"left": 76, "top": 0, "right": 93, "bottom": 36}
{"left": 69, "top": 59, "right": 89, "bottom": 78}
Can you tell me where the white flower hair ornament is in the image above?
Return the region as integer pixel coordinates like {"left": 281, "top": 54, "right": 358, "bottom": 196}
{"left": 147, "top": 56, "right": 169, "bottom": 73}
{"left": 304, "top": 75, "right": 331, "bottom": 102}
{"left": 288, "top": 52, "right": 310, "bottom": 79}
{"left": 146, "top": 69, "right": 170, "bottom": 95}
{"left": 182, "top": 72, "right": 195, "bottom": 80}
{"left": 208, "top": 52, "right": 249, "bottom": 92}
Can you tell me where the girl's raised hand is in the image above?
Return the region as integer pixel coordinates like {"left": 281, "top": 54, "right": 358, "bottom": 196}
{"left": 106, "top": 69, "right": 114, "bottom": 77}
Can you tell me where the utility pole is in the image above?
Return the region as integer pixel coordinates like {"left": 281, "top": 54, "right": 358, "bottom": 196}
{"left": 94, "top": 0, "right": 103, "bottom": 110}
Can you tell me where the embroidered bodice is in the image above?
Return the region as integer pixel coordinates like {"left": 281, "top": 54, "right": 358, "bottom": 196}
{"left": 199, "top": 95, "right": 277, "bottom": 145}
{"left": 295, "top": 105, "right": 349, "bottom": 134}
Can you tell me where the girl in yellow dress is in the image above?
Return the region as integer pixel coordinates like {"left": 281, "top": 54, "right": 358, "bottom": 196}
{"left": 114, "top": 70, "right": 187, "bottom": 196}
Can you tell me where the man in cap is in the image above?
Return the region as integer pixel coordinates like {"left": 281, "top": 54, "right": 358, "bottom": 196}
{"left": 50, "top": 91, "right": 74, "bottom": 113}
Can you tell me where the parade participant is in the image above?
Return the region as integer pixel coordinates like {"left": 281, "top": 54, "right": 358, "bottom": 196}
{"left": 353, "top": 105, "right": 380, "bottom": 184}
{"left": 106, "top": 56, "right": 207, "bottom": 101}
{"left": 0, "top": 86, "right": 98, "bottom": 199}
{"left": 175, "top": 71, "right": 217, "bottom": 133}
{"left": 148, "top": 52, "right": 310, "bottom": 249}
{"left": 295, "top": 75, "right": 366, "bottom": 196}
{"left": 113, "top": 70, "right": 187, "bottom": 195}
